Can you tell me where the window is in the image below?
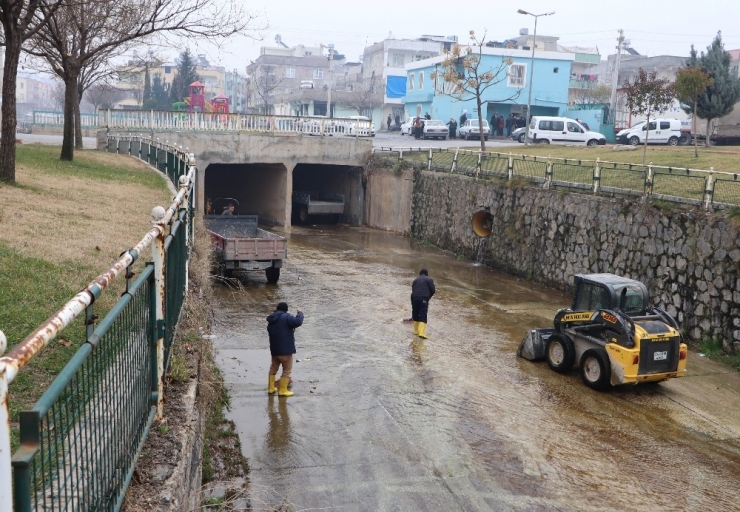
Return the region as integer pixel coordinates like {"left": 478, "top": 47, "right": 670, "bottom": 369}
{"left": 508, "top": 63, "right": 526, "bottom": 87}
{"left": 314, "top": 69, "right": 324, "bottom": 79}
{"left": 408, "top": 73, "right": 414, "bottom": 91}
{"left": 164, "top": 66, "right": 172, "bottom": 74}
{"left": 391, "top": 53, "right": 405, "bottom": 67}
{"left": 285, "top": 68, "right": 295, "bottom": 79}
{"left": 419, "top": 71, "right": 424, "bottom": 90}
{"left": 567, "top": 122, "right": 582, "bottom": 133}
{"left": 538, "top": 120, "right": 564, "bottom": 131}
{"left": 660, "top": 121, "right": 670, "bottom": 130}
{"left": 574, "top": 283, "right": 612, "bottom": 311}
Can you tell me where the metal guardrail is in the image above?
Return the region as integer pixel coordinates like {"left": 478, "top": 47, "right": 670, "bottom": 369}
{"left": 0, "top": 137, "right": 196, "bottom": 510}
{"left": 372, "top": 147, "right": 740, "bottom": 209}
{"left": 98, "top": 109, "right": 375, "bottom": 137}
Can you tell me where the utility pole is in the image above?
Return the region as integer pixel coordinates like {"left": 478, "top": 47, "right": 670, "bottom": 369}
{"left": 326, "top": 44, "right": 334, "bottom": 117}
{"left": 609, "top": 29, "right": 625, "bottom": 125}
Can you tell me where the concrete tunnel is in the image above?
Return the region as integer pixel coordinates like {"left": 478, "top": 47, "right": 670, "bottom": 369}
{"left": 203, "top": 162, "right": 364, "bottom": 227}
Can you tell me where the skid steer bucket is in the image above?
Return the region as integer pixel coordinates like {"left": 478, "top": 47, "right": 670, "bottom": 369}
{"left": 517, "top": 328, "right": 556, "bottom": 361}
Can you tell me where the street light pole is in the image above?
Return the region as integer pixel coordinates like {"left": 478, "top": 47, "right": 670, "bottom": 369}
{"left": 326, "top": 44, "right": 334, "bottom": 117}
{"left": 517, "top": 9, "right": 555, "bottom": 145}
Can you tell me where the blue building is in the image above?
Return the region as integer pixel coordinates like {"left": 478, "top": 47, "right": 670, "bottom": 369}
{"left": 403, "top": 47, "right": 574, "bottom": 125}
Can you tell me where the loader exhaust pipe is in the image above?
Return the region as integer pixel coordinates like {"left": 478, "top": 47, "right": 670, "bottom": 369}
{"left": 471, "top": 208, "right": 493, "bottom": 237}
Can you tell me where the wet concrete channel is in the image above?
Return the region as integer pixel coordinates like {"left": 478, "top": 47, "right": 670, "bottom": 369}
{"left": 213, "top": 225, "right": 740, "bottom": 511}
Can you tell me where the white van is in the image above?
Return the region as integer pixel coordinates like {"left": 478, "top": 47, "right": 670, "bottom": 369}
{"left": 616, "top": 118, "right": 682, "bottom": 146}
{"left": 528, "top": 116, "right": 606, "bottom": 146}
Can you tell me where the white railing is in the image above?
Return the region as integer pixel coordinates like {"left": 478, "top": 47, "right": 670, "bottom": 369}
{"left": 99, "top": 109, "right": 375, "bottom": 137}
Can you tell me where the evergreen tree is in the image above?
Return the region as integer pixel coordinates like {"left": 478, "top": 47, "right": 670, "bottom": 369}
{"left": 142, "top": 68, "right": 155, "bottom": 109}
{"left": 682, "top": 32, "right": 740, "bottom": 146}
{"left": 169, "top": 49, "right": 200, "bottom": 105}
{"left": 152, "top": 75, "right": 171, "bottom": 110}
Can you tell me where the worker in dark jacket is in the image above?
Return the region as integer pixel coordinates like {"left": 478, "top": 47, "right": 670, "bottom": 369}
{"left": 267, "top": 302, "right": 304, "bottom": 397}
{"left": 411, "top": 269, "right": 435, "bottom": 339}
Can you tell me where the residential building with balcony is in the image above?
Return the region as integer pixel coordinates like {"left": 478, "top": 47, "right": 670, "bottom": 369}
{"left": 404, "top": 46, "right": 574, "bottom": 125}
{"left": 362, "top": 36, "right": 452, "bottom": 128}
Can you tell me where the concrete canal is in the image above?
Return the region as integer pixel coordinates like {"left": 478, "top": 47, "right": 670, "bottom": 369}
{"left": 212, "top": 224, "right": 740, "bottom": 511}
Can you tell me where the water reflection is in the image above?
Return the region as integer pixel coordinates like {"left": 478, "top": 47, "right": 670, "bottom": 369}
{"left": 265, "top": 395, "right": 292, "bottom": 453}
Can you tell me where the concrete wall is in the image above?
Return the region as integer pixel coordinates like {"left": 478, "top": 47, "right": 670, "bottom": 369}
{"left": 206, "top": 163, "right": 287, "bottom": 224}
{"left": 365, "top": 168, "right": 414, "bottom": 233}
{"left": 99, "top": 131, "right": 372, "bottom": 226}
{"left": 293, "top": 164, "right": 364, "bottom": 224}
{"left": 410, "top": 170, "right": 740, "bottom": 349}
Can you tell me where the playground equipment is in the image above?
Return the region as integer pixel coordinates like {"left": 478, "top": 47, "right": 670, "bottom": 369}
{"left": 185, "top": 81, "right": 230, "bottom": 113}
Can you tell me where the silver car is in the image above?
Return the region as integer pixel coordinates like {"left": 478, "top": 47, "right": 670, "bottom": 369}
{"left": 458, "top": 119, "right": 490, "bottom": 140}
{"left": 422, "top": 120, "right": 449, "bottom": 140}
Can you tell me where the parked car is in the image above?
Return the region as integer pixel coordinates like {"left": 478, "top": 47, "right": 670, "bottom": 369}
{"left": 458, "top": 119, "right": 491, "bottom": 140}
{"left": 511, "top": 126, "right": 526, "bottom": 143}
{"left": 422, "top": 120, "right": 449, "bottom": 140}
{"left": 301, "top": 115, "right": 338, "bottom": 136}
{"left": 400, "top": 118, "right": 414, "bottom": 135}
{"left": 616, "top": 118, "right": 682, "bottom": 146}
{"left": 528, "top": 116, "right": 606, "bottom": 146}
{"left": 343, "top": 115, "right": 376, "bottom": 137}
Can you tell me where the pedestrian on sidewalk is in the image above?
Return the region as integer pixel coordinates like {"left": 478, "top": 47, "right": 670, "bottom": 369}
{"left": 411, "top": 269, "right": 435, "bottom": 339}
{"left": 447, "top": 118, "right": 457, "bottom": 139}
{"left": 267, "top": 302, "right": 304, "bottom": 397}
{"left": 387, "top": 114, "right": 392, "bottom": 131}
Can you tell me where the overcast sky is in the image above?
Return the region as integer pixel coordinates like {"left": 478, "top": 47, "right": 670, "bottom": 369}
{"left": 188, "top": 0, "right": 740, "bottom": 71}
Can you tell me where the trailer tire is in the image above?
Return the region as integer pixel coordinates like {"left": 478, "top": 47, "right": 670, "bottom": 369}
{"left": 265, "top": 267, "right": 280, "bottom": 284}
{"left": 678, "top": 132, "right": 691, "bottom": 145}
{"left": 580, "top": 348, "right": 611, "bottom": 390}
{"left": 546, "top": 334, "right": 576, "bottom": 374}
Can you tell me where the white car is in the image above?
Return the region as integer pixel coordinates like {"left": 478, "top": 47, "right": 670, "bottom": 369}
{"left": 458, "top": 119, "right": 491, "bottom": 140}
{"left": 616, "top": 118, "right": 683, "bottom": 146}
{"left": 400, "top": 118, "right": 414, "bottom": 135}
{"left": 422, "top": 120, "right": 449, "bottom": 140}
{"left": 343, "top": 115, "right": 376, "bottom": 137}
{"left": 528, "top": 116, "right": 606, "bottom": 146}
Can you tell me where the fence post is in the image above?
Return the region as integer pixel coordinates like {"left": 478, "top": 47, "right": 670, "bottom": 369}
{"left": 704, "top": 167, "right": 715, "bottom": 210}
{"left": 544, "top": 157, "right": 553, "bottom": 189}
{"left": 593, "top": 158, "right": 601, "bottom": 194}
{"left": 427, "top": 149, "right": 433, "bottom": 170}
{"left": 508, "top": 152, "right": 513, "bottom": 181}
{"left": 451, "top": 148, "right": 459, "bottom": 173}
{"left": 0, "top": 331, "right": 11, "bottom": 512}
{"left": 151, "top": 206, "right": 167, "bottom": 420}
{"left": 645, "top": 162, "right": 653, "bottom": 200}
{"left": 476, "top": 152, "right": 482, "bottom": 180}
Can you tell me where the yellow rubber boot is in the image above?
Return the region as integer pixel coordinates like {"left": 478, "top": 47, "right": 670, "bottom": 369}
{"left": 418, "top": 322, "right": 428, "bottom": 339}
{"left": 268, "top": 375, "right": 277, "bottom": 394}
{"left": 413, "top": 321, "right": 419, "bottom": 335}
{"left": 278, "top": 377, "right": 294, "bottom": 397}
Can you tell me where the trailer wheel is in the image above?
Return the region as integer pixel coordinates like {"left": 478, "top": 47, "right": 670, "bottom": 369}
{"left": 265, "top": 267, "right": 280, "bottom": 284}
{"left": 678, "top": 132, "right": 691, "bottom": 145}
{"left": 580, "top": 348, "right": 611, "bottom": 390}
{"left": 546, "top": 334, "right": 576, "bottom": 374}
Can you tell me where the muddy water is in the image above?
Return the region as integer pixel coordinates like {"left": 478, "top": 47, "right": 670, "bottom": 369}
{"left": 212, "top": 225, "right": 740, "bottom": 511}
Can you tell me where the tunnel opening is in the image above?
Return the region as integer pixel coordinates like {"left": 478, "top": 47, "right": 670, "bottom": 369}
{"left": 292, "top": 163, "right": 363, "bottom": 225}
{"left": 205, "top": 163, "right": 288, "bottom": 225}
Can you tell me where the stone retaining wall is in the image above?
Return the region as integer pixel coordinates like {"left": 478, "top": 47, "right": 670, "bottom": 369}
{"left": 409, "top": 170, "right": 740, "bottom": 349}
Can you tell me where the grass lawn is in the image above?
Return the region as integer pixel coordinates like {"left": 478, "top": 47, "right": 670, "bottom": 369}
{"left": 0, "top": 144, "right": 172, "bottom": 422}
{"left": 401, "top": 144, "right": 740, "bottom": 206}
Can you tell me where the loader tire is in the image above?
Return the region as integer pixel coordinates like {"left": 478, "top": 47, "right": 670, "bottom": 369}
{"left": 546, "top": 334, "right": 576, "bottom": 374}
{"left": 580, "top": 348, "right": 612, "bottom": 391}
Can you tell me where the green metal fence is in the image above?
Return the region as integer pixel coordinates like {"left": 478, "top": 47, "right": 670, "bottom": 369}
{"left": 373, "top": 147, "right": 740, "bottom": 209}
{"left": 0, "top": 136, "right": 196, "bottom": 511}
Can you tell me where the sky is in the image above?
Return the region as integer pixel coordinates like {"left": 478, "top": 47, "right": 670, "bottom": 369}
{"left": 187, "top": 0, "right": 740, "bottom": 72}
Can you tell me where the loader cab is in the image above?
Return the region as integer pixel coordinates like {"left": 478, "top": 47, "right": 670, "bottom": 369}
{"left": 571, "top": 274, "right": 648, "bottom": 317}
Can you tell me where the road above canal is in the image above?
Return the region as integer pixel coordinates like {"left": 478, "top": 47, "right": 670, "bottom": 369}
{"left": 212, "top": 225, "right": 740, "bottom": 511}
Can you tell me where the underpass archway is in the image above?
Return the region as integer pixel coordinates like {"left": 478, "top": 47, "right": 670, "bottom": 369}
{"left": 292, "top": 164, "right": 364, "bottom": 225}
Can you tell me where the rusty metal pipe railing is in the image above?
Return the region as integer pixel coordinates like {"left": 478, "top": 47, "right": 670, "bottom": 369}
{"left": 0, "top": 141, "right": 195, "bottom": 510}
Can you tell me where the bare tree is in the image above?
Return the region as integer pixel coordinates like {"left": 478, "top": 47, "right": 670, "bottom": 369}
{"left": 571, "top": 83, "right": 612, "bottom": 108}
{"left": 85, "top": 80, "right": 122, "bottom": 111}
{"left": 27, "top": 0, "right": 260, "bottom": 162}
{"left": 0, "top": 0, "right": 63, "bottom": 183}
{"left": 623, "top": 69, "right": 675, "bottom": 165}
{"left": 431, "top": 30, "right": 521, "bottom": 151}
{"left": 347, "top": 75, "right": 383, "bottom": 117}
{"left": 252, "top": 65, "right": 283, "bottom": 114}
